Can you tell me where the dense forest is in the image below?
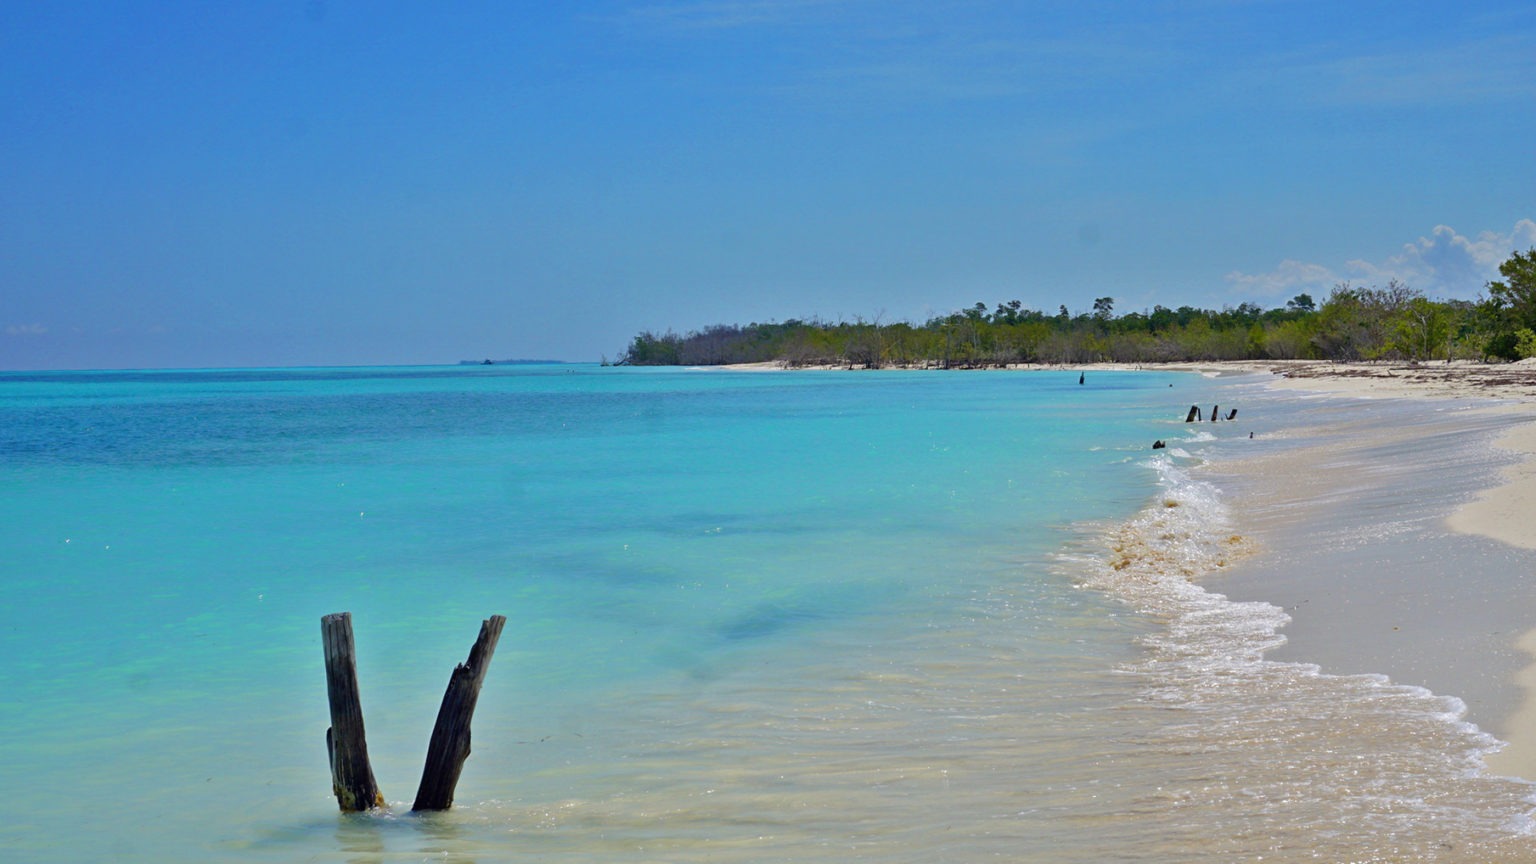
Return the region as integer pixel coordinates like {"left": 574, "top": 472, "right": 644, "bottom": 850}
{"left": 620, "top": 249, "right": 1536, "bottom": 368}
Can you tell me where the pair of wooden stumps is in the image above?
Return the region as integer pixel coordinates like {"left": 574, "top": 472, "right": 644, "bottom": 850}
{"left": 322, "top": 611, "right": 505, "bottom": 813}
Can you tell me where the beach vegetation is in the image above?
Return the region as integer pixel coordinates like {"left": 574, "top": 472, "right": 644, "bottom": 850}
{"left": 1485, "top": 332, "right": 1522, "bottom": 362}
{"left": 619, "top": 251, "right": 1536, "bottom": 366}
{"left": 1287, "top": 293, "right": 1317, "bottom": 313}
{"left": 1390, "top": 297, "right": 1457, "bottom": 362}
{"left": 1515, "top": 329, "right": 1536, "bottom": 361}
{"left": 1093, "top": 296, "right": 1115, "bottom": 322}
{"left": 1487, "top": 248, "right": 1536, "bottom": 332}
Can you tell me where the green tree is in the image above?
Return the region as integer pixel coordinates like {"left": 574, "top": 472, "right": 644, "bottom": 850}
{"left": 1488, "top": 248, "right": 1536, "bottom": 331}
{"left": 1312, "top": 280, "right": 1422, "bottom": 360}
{"left": 1262, "top": 318, "right": 1316, "bottom": 359}
{"left": 1390, "top": 297, "right": 1455, "bottom": 361}
{"left": 1516, "top": 329, "right": 1536, "bottom": 360}
{"left": 1311, "top": 285, "right": 1369, "bottom": 360}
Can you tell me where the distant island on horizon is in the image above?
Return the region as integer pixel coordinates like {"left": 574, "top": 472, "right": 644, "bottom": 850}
{"left": 456, "top": 358, "right": 572, "bottom": 366}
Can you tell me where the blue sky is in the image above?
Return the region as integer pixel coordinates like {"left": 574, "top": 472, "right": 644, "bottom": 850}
{"left": 3, "top": 1, "right": 1533, "bottom": 369}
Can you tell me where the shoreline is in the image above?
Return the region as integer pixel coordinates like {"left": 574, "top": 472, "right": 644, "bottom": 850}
{"left": 721, "top": 358, "right": 1536, "bottom": 776}
{"left": 1199, "top": 363, "right": 1536, "bottom": 778}
{"left": 728, "top": 358, "right": 1536, "bottom": 778}
{"left": 722, "top": 357, "right": 1536, "bottom": 389}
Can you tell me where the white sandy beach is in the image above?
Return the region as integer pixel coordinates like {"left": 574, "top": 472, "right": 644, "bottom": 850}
{"left": 1163, "top": 358, "right": 1536, "bottom": 550}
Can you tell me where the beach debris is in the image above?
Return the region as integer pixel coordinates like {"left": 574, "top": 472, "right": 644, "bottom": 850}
{"left": 1227, "top": 408, "right": 1238, "bottom": 420}
{"left": 1185, "top": 405, "right": 1202, "bottom": 422}
{"left": 320, "top": 612, "right": 507, "bottom": 814}
{"left": 321, "top": 612, "right": 385, "bottom": 812}
{"left": 1152, "top": 440, "right": 1166, "bottom": 449}
{"left": 1210, "top": 405, "right": 1219, "bottom": 422}
{"left": 1079, "top": 372, "right": 1085, "bottom": 385}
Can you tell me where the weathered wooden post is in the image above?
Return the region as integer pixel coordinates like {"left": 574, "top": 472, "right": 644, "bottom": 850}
{"left": 1211, "top": 405, "right": 1219, "bottom": 422}
{"left": 1185, "top": 405, "right": 1202, "bottom": 422}
{"left": 412, "top": 614, "right": 507, "bottom": 811}
{"left": 322, "top": 612, "right": 385, "bottom": 812}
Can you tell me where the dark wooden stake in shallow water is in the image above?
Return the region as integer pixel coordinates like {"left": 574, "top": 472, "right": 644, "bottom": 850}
{"left": 321, "top": 612, "right": 384, "bottom": 812}
{"left": 320, "top": 612, "right": 506, "bottom": 813}
{"left": 413, "top": 614, "right": 506, "bottom": 811}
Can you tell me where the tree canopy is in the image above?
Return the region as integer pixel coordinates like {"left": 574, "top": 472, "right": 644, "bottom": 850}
{"left": 620, "top": 250, "right": 1536, "bottom": 368}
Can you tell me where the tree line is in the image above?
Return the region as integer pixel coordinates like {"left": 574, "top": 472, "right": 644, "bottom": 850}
{"left": 619, "top": 249, "right": 1536, "bottom": 368}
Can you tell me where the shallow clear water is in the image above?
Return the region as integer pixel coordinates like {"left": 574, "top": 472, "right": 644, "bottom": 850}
{"left": 0, "top": 365, "right": 1532, "bottom": 862}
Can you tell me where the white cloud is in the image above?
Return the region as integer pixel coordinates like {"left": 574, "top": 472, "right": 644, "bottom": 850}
{"left": 1224, "top": 259, "right": 1338, "bottom": 298}
{"left": 1344, "top": 221, "right": 1536, "bottom": 291}
{"left": 4, "top": 323, "right": 48, "bottom": 337}
{"left": 1225, "top": 219, "right": 1536, "bottom": 300}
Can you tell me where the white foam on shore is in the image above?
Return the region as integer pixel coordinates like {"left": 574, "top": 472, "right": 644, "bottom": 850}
{"left": 1064, "top": 435, "right": 1536, "bottom": 849}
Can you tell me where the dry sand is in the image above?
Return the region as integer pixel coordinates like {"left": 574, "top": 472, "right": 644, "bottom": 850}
{"left": 1201, "top": 360, "right": 1536, "bottom": 551}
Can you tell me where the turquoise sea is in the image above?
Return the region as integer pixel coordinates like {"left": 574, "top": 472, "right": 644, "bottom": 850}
{"left": 1, "top": 365, "right": 1533, "bottom": 862}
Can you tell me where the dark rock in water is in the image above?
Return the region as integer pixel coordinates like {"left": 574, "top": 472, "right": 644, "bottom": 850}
{"left": 1152, "top": 440, "right": 1166, "bottom": 450}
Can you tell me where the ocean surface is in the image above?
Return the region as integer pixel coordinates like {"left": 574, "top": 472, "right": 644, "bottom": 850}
{"left": 1, "top": 364, "right": 1532, "bottom": 862}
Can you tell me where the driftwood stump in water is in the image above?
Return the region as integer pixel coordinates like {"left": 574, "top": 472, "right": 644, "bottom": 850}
{"left": 322, "top": 612, "right": 385, "bottom": 812}
{"left": 1185, "top": 405, "right": 1202, "bottom": 422}
{"left": 412, "top": 615, "right": 507, "bottom": 811}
